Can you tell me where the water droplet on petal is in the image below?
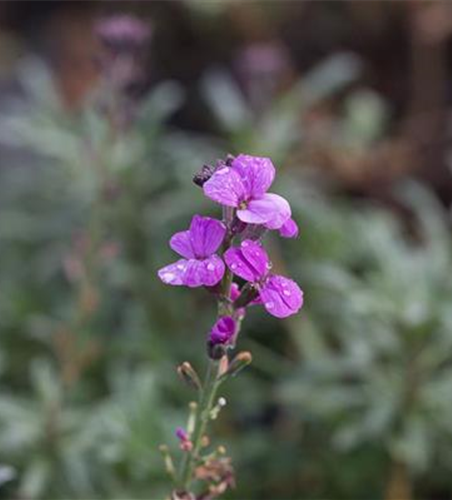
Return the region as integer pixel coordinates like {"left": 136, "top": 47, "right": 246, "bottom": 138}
{"left": 231, "top": 263, "right": 237, "bottom": 270}
{"left": 163, "top": 272, "right": 176, "bottom": 282}
{"left": 265, "top": 301, "right": 274, "bottom": 309}
{"left": 241, "top": 241, "right": 249, "bottom": 247}
{"left": 266, "top": 262, "right": 272, "bottom": 270}
{"left": 177, "top": 264, "right": 185, "bottom": 270}
{"left": 283, "top": 290, "right": 291, "bottom": 296}
{"left": 207, "top": 263, "right": 215, "bottom": 271}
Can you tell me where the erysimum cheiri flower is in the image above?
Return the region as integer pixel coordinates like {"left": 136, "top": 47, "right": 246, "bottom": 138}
{"left": 157, "top": 152, "right": 304, "bottom": 498}
{"left": 225, "top": 239, "right": 303, "bottom": 318}
{"left": 203, "top": 154, "right": 291, "bottom": 230}
{"left": 158, "top": 215, "right": 226, "bottom": 287}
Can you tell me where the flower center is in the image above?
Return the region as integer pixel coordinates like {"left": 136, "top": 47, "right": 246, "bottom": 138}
{"left": 238, "top": 200, "right": 248, "bottom": 210}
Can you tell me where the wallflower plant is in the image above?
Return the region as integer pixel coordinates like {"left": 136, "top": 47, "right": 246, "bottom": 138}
{"left": 158, "top": 154, "right": 303, "bottom": 499}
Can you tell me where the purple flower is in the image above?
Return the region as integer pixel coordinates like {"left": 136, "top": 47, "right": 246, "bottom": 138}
{"left": 209, "top": 317, "right": 236, "bottom": 346}
{"left": 158, "top": 215, "right": 226, "bottom": 288}
{"left": 203, "top": 154, "right": 291, "bottom": 230}
{"left": 279, "top": 217, "right": 299, "bottom": 238}
{"left": 175, "top": 427, "right": 189, "bottom": 442}
{"left": 96, "top": 15, "right": 151, "bottom": 51}
{"left": 175, "top": 426, "right": 193, "bottom": 451}
{"left": 225, "top": 240, "right": 303, "bottom": 318}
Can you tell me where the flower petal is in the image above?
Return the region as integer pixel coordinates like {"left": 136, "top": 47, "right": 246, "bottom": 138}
{"left": 237, "top": 193, "right": 291, "bottom": 229}
{"left": 259, "top": 275, "right": 303, "bottom": 318}
{"left": 184, "top": 255, "right": 225, "bottom": 288}
{"left": 238, "top": 239, "right": 269, "bottom": 278}
{"left": 224, "top": 241, "right": 269, "bottom": 282}
{"left": 203, "top": 167, "right": 246, "bottom": 207}
{"left": 230, "top": 282, "right": 241, "bottom": 302}
{"left": 170, "top": 230, "right": 194, "bottom": 258}
{"left": 232, "top": 154, "right": 275, "bottom": 198}
{"left": 209, "top": 316, "right": 236, "bottom": 345}
{"left": 158, "top": 259, "right": 189, "bottom": 286}
{"left": 189, "top": 215, "right": 226, "bottom": 258}
{"left": 279, "top": 217, "right": 299, "bottom": 238}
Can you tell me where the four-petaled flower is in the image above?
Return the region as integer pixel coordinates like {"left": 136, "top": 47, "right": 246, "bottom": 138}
{"left": 158, "top": 215, "right": 226, "bottom": 287}
{"left": 203, "top": 154, "right": 291, "bottom": 230}
{"left": 225, "top": 239, "right": 303, "bottom": 318}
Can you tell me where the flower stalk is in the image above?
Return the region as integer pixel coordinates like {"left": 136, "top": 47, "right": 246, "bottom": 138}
{"left": 179, "top": 358, "right": 222, "bottom": 492}
{"left": 158, "top": 153, "right": 304, "bottom": 498}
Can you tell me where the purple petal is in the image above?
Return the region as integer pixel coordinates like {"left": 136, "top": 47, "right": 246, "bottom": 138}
{"left": 239, "top": 240, "right": 269, "bottom": 278}
{"left": 158, "top": 256, "right": 224, "bottom": 288}
{"left": 189, "top": 215, "right": 226, "bottom": 258}
{"left": 170, "top": 231, "right": 194, "bottom": 258}
{"left": 230, "top": 282, "right": 241, "bottom": 302}
{"left": 237, "top": 193, "right": 291, "bottom": 229}
{"left": 175, "top": 427, "right": 189, "bottom": 441}
{"left": 158, "top": 259, "right": 189, "bottom": 286}
{"left": 279, "top": 218, "right": 299, "bottom": 238}
{"left": 203, "top": 167, "right": 246, "bottom": 207}
{"left": 232, "top": 154, "right": 275, "bottom": 198}
{"left": 209, "top": 316, "right": 236, "bottom": 345}
{"left": 184, "top": 255, "right": 225, "bottom": 288}
{"left": 259, "top": 274, "right": 303, "bottom": 318}
{"left": 224, "top": 241, "right": 269, "bottom": 282}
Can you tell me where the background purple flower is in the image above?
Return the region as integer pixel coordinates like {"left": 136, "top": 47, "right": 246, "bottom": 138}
{"left": 203, "top": 154, "right": 291, "bottom": 230}
{"left": 96, "top": 15, "right": 152, "bottom": 51}
{"left": 225, "top": 240, "right": 303, "bottom": 318}
{"left": 158, "top": 216, "right": 226, "bottom": 288}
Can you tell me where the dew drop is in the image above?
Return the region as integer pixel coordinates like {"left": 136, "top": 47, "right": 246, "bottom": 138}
{"left": 163, "top": 272, "right": 176, "bottom": 282}
{"left": 265, "top": 301, "right": 274, "bottom": 309}
{"left": 177, "top": 264, "right": 185, "bottom": 270}
{"left": 231, "top": 263, "right": 237, "bottom": 270}
{"left": 207, "top": 263, "right": 215, "bottom": 271}
{"left": 241, "top": 241, "right": 249, "bottom": 247}
{"left": 283, "top": 290, "right": 291, "bottom": 296}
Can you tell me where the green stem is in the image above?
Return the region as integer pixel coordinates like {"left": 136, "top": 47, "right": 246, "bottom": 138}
{"left": 179, "top": 359, "right": 221, "bottom": 492}
{"left": 176, "top": 207, "right": 237, "bottom": 493}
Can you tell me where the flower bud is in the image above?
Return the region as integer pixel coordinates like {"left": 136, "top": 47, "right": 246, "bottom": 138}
{"left": 177, "top": 362, "right": 201, "bottom": 391}
{"left": 159, "top": 444, "right": 176, "bottom": 478}
{"left": 207, "top": 317, "right": 236, "bottom": 360}
{"left": 224, "top": 351, "right": 252, "bottom": 378}
{"left": 175, "top": 427, "right": 193, "bottom": 452}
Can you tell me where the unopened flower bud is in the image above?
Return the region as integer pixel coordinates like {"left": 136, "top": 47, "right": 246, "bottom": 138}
{"left": 224, "top": 351, "right": 252, "bottom": 378}
{"left": 175, "top": 427, "right": 193, "bottom": 452}
{"left": 177, "top": 362, "right": 202, "bottom": 391}
{"left": 159, "top": 444, "right": 176, "bottom": 478}
{"left": 207, "top": 317, "right": 236, "bottom": 360}
{"left": 210, "top": 397, "right": 227, "bottom": 420}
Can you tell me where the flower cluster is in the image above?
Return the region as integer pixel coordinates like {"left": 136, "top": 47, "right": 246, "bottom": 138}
{"left": 95, "top": 14, "right": 152, "bottom": 98}
{"left": 158, "top": 153, "right": 303, "bottom": 353}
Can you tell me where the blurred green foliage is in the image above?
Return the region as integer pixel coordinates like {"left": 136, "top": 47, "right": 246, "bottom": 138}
{"left": 0, "top": 51, "right": 452, "bottom": 500}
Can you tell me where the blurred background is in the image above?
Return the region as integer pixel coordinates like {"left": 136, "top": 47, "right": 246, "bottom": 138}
{"left": 1, "top": 1, "right": 452, "bottom": 499}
